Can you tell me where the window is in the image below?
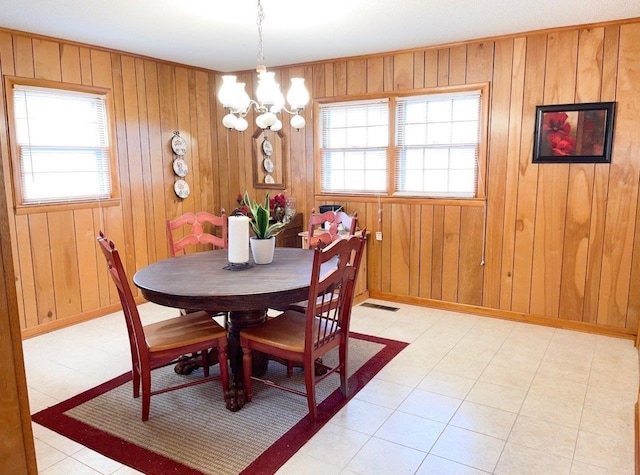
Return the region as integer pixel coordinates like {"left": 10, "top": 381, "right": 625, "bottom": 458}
{"left": 7, "top": 80, "right": 114, "bottom": 206}
{"left": 319, "top": 99, "right": 389, "bottom": 193}
{"left": 318, "top": 86, "right": 485, "bottom": 198}
{"left": 395, "top": 91, "right": 481, "bottom": 197}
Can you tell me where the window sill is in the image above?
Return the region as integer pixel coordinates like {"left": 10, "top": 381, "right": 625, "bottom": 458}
{"left": 15, "top": 198, "right": 121, "bottom": 215}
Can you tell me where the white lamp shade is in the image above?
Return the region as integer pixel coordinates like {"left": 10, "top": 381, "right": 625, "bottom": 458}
{"left": 287, "top": 78, "right": 309, "bottom": 110}
{"left": 290, "top": 114, "right": 306, "bottom": 130}
{"left": 256, "top": 71, "right": 279, "bottom": 107}
{"left": 234, "top": 83, "right": 251, "bottom": 113}
{"left": 218, "top": 75, "right": 238, "bottom": 108}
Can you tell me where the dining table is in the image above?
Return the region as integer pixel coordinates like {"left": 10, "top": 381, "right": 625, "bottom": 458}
{"left": 133, "top": 247, "right": 316, "bottom": 410}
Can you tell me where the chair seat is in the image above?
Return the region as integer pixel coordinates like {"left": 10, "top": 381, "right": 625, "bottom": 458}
{"left": 145, "top": 311, "right": 227, "bottom": 353}
{"left": 240, "top": 311, "right": 342, "bottom": 354}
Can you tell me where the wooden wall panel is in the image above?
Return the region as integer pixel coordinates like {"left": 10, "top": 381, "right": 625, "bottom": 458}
{"left": 1, "top": 30, "right": 222, "bottom": 334}
{"left": 4, "top": 18, "right": 640, "bottom": 337}
{"left": 483, "top": 38, "right": 513, "bottom": 309}
{"left": 597, "top": 23, "right": 640, "bottom": 329}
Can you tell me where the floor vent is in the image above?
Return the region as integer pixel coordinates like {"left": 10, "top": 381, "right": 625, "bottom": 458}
{"left": 360, "top": 302, "right": 400, "bottom": 312}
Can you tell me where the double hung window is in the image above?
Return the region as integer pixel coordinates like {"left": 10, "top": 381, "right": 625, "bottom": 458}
{"left": 318, "top": 86, "right": 485, "bottom": 199}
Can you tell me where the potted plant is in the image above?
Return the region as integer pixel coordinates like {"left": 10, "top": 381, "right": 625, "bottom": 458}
{"left": 243, "top": 191, "right": 286, "bottom": 264}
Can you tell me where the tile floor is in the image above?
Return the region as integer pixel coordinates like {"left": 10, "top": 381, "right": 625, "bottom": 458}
{"left": 25, "top": 299, "right": 638, "bottom": 474}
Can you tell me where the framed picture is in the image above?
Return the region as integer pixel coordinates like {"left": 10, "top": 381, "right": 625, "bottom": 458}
{"left": 533, "top": 102, "right": 616, "bottom": 163}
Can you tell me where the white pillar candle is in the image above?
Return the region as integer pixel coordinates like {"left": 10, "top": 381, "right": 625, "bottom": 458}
{"left": 228, "top": 215, "right": 250, "bottom": 264}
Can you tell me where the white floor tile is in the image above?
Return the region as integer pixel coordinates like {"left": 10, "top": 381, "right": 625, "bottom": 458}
{"left": 21, "top": 300, "right": 637, "bottom": 475}
{"left": 299, "top": 423, "right": 370, "bottom": 469}
{"left": 345, "top": 436, "right": 427, "bottom": 474}
{"left": 374, "top": 411, "right": 445, "bottom": 452}
{"left": 398, "top": 388, "right": 462, "bottom": 423}
{"left": 449, "top": 401, "right": 517, "bottom": 440}
{"left": 508, "top": 415, "right": 578, "bottom": 459}
{"left": 431, "top": 425, "right": 505, "bottom": 472}
{"left": 415, "top": 454, "right": 490, "bottom": 474}
{"left": 494, "top": 442, "right": 572, "bottom": 474}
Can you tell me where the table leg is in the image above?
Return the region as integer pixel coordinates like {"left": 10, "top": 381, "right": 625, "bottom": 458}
{"left": 224, "top": 308, "right": 269, "bottom": 411}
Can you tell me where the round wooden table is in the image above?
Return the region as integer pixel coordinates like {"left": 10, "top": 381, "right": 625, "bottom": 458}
{"left": 133, "top": 248, "right": 316, "bottom": 409}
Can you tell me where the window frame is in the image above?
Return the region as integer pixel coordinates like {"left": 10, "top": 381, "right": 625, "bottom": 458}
{"left": 5, "top": 76, "right": 120, "bottom": 214}
{"left": 315, "top": 82, "right": 489, "bottom": 201}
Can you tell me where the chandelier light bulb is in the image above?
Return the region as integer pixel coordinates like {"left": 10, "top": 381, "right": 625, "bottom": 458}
{"left": 222, "top": 113, "right": 238, "bottom": 129}
{"left": 255, "top": 114, "right": 267, "bottom": 129}
{"left": 262, "top": 111, "right": 277, "bottom": 127}
{"left": 271, "top": 119, "right": 282, "bottom": 132}
{"left": 234, "top": 117, "right": 249, "bottom": 132}
{"left": 290, "top": 114, "right": 305, "bottom": 130}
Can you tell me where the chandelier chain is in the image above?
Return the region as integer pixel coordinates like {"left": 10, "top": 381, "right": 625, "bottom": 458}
{"left": 256, "top": 0, "right": 265, "bottom": 68}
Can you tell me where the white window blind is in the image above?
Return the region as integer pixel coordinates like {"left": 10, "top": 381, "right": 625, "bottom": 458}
{"left": 319, "top": 99, "right": 389, "bottom": 193}
{"left": 13, "top": 85, "right": 112, "bottom": 204}
{"left": 395, "top": 91, "right": 481, "bottom": 197}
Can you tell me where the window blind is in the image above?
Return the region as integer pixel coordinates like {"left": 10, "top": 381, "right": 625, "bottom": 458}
{"left": 13, "top": 85, "right": 111, "bottom": 204}
{"left": 319, "top": 99, "right": 389, "bottom": 193}
{"left": 395, "top": 91, "right": 481, "bottom": 197}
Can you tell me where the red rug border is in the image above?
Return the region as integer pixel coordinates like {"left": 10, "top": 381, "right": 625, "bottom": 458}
{"left": 32, "top": 332, "right": 407, "bottom": 475}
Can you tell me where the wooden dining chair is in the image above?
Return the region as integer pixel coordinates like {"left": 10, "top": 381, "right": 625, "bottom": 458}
{"left": 239, "top": 232, "right": 367, "bottom": 421}
{"left": 166, "top": 210, "right": 229, "bottom": 331}
{"left": 307, "top": 208, "right": 358, "bottom": 250}
{"left": 97, "top": 231, "right": 230, "bottom": 421}
{"left": 166, "top": 210, "right": 227, "bottom": 256}
{"left": 279, "top": 209, "right": 359, "bottom": 319}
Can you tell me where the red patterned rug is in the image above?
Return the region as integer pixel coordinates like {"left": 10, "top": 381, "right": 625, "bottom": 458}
{"left": 33, "top": 333, "right": 406, "bottom": 475}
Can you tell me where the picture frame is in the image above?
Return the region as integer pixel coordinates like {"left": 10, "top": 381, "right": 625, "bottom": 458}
{"left": 533, "top": 102, "right": 616, "bottom": 164}
{"left": 251, "top": 128, "right": 287, "bottom": 189}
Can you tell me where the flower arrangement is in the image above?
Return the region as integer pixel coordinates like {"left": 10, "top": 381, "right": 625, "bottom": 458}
{"left": 243, "top": 191, "right": 286, "bottom": 239}
{"left": 269, "top": 193, "right": 286, "bottom": 223}
{"left": 543, "top": 112, "right": 576, "bottom": 156}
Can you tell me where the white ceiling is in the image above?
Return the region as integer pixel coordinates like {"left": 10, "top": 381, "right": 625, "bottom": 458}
{"left": 1, "top": 0, "right": 639, "bottom": 73}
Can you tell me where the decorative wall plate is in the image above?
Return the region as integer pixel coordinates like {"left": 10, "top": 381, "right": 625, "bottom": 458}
{"left": 263, "top": 157, "right": 274, "bottom": 173}
{"left": 264, "top": 174, "right": 275, "bottom": 184}
{"left": 174, "top": 179, "right": 190, "bottom": 198}
{"left": 262, "top": 138, "right": 273, "bottom": 156}
{"left": 172, "top": 158, "right": 188, "bottom": 177}
{"left": 171, "top": 133, "right": 187, "bottom": 155}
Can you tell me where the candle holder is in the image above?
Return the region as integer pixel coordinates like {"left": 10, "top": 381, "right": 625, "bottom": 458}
{"left": 223, "top": 262, "right": 253, "bottom": 271}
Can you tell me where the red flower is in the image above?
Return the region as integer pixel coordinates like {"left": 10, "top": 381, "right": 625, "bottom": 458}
{"left": 269, "top": 193, "right": 286, "bottom": 211}
{"left": 543, "top": 112, "right": 571, "bottom": 143}
{"left": 549, "top": 134, "right": 575, "bottom": 156}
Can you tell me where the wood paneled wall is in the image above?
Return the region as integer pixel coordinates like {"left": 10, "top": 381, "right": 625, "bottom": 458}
{"left": 2, "top": 19, "right": 640, "bottom": 338}
{"left": 218, "top": 20, "right": 640, "bottom": 336}
{"left": 0, "top": 30, "right": 220, "bottom": 335}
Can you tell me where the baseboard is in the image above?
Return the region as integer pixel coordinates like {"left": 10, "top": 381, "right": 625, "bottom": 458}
{"left": 20, "top": 297, "right": 146, "bottom": 339}
{"left": 368, "top": 291, "right": 636, "bottom": 341}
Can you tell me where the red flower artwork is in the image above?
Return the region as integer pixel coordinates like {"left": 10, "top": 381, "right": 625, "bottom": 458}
{"left": 549, "top": 134, "right": 576, "bottom": 156}
{"left": 542, "top": 112, "right": 575, "bottom": 156}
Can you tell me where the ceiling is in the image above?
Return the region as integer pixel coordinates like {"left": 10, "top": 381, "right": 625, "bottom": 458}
{"left": 1, "top": 0, "right": 639, "bottom": 73}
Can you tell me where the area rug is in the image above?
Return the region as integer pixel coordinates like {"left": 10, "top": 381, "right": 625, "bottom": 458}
{"left": 32, "top": 333, "right": 407, "bottom": 474}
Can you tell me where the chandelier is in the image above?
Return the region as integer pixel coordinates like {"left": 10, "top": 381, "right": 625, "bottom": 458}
{"left": 217, "top": 0, "right": 310, "bottom": 132}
